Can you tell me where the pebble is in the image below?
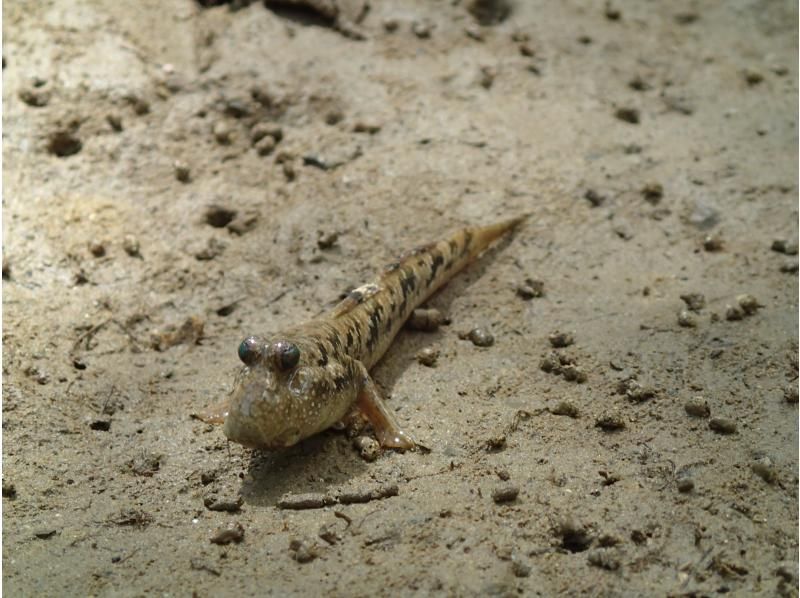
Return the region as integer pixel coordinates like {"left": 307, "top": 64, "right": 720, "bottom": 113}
{"left": 173, "top": 160, "right": 191, "bottom": 183}
{"left": 289, "top": 538, "right": 319, "bottom": 563}
{"left": 615, "top": 107, "right": 640, "bottom": 124}
{"left": 551, "top": 401, "right": 579, "bottom": 418}
{"left": 736, "top": 294, "right": 762, "bottom": 315}
{"left": 406, "top": 308, "right": 447, "bottom": 331}
{"left": 415, "top": 347, "right": 439, "bottom": 367}
{"left": 784, "top": 386, "right": 799, "bottom": 404}
{"left": 516, "top": 278, "right": 544, "bottom": 299}
{"left": 677, "top": 310, "right": 697, "bottom": 328}
{"left": 548, "top": 331, "right": 574, "bottom": 348}
{"left": 122, "top": 235, "right": 141, "bottom": 257}
{"left": 411, "top": 19, "right": 433, "bottom": 39}
{"left": 462, "top": 327, "right": 494, "bottom": 347}
{"left": 213, "top": 121, "right": 233, "bottom": 145}
{"left": 560, "top": 364, "right": 587, "bottom": 383}
{"left": 751, "top": 457, "right": 778, "bottom": 485}
{"left": 2, "top": 481, "right": 16, "bottom": 499}
{"left": 684, "top": 398, "right": 710, "bottom": 418}
{"left": 641, "top": 182, "right": 663, "bottom": 204}
{"left": 539, "top": 352, "right": 561, "bottom": 373}
{"left": 210, "top": 522, "right": 245, "bottom": 545}
{"left": 725, "top": 304, "right": 745, "bottom": 321}
{"left": 708, "top": 417, "right": 736, "bottom": 435}
{"left": 680, "top": 293, "right": 706, "bottom": 312}
{"left": 491, "top": 483, "right": 519, "bottom": 504}
{"left": 743, "top": 70, "right": 763, "bottom": 86}
{"left": 676, "top": 477, "right": 695, "bottom": 493}
{"left": 622, "top": 379, "right": 657, "bottom": 402}
{"left": 382, "top": 18, "right": 399, "bottom": 32}
{"left": 316, "top": 230, "right": 339, "bottom": 250}
{"left": 595, "top": 412, "right": 626, "bottom": 431}
{"left": 779, "top": 260, "right": 799, "bottom": 273}
{"left": 511, "top": 558, "right": 532, "bottom": 578}
{"left": 353, "top": 436, "right": 380, "bottom": 462}
{"left": 771, "top": 239, "right": 799, "bottom": 255}
{"left": 203, "top": 492, "right": 243, "bottom": 512}
{"left": 703, "top": 234, "right": 724, "bottom": 252}
{"left": 88, "top": 240, "right": 106, "bottom": 258}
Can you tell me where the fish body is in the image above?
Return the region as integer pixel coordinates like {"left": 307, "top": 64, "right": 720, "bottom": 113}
{"left": 206, "top": 216, "right": 525, "bottom": 450}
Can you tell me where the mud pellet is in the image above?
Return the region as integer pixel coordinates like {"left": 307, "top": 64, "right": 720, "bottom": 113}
{"left": 725, "top": 304, "right": 745, "bottom": 321}
{"left": 596, "top": 413, "right": 626, "bottom": 431}
{"left": 551, "top": 401, "right": 579, "bottom": 418}
{"left": 677, "top": 310, "right": 697, "bottom": 328}
{"left": 736, "top": 294, "right": 761, "bottom": 315}
{"left": 210, "top": 522, "right": 244, "bottom": 545}
{"left": 751, "top": 458, "right": 778, "bottom": 484}
{"left": 277, "top": 493, "right": 335, "bottom": 510}
{"left": 548, "top": 331, "right": 574, "bottom": 348}
{"left": 684, "top": 398, "right": 710, "bottom": 418}
{"left": 709, "top": 417, "right": 736, "bottom": 435}
{"left": 680, "top": 293, "right": 706, "bottom": 312}
{"left": 491, "top": 484, "right": 519, "bottom": 504}
{"left": 415, "top": 347, "right": 439, "bottom": 367}
{"left": 462, "top": 327, "right": 494, "bottom": 347}
{"left": 676, "top": 477, "right": 695, "bottom": 493}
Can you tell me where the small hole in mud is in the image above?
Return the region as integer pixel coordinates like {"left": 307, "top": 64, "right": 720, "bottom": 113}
{"left": 48, "top": 131, "right": 82, "bottom": 157}
{"left": 468, "top": 0, "right": 512, "bottom": 26}
{"left": 216, "top": 303, "right": 236, "bottom": 317}
{"left": 205, "top": 205, "right": 237, "bottom": 228}
{"left": 558, "top": 523, "right": 592, "bottom": 553}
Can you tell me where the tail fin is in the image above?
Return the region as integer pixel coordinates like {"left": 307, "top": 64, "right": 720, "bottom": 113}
{"left": 468, "top": 214, "right": 528, "bottom": 258}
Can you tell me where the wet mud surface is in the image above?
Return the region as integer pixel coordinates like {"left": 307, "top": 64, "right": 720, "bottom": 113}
{"left": 3, "top": 1, "right": 798, "bottom": 595}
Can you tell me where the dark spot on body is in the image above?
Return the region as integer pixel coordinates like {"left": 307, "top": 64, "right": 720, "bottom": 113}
{"left": 428, "top": 251, "right": 445, "bottom": 284}
{"left": 346, "top": 329, "right": 355, "bottom": 348}
{"left": 316, "top": 342, "right": 329, "bottom": 366}
{"left": 448, "top": 239, "right": 459, "bottom": 256}
{"left": 333, "top": 375, "right": 349, "bottom": 391}
{"left": 400, "top": 269, "right": 417, "bottom": 296}
{"left": 366, "top": 308, "right": 382, "bottom": 351}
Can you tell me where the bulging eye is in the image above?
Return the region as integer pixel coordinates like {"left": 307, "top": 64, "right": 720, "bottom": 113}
{"left": 273, "top": 341, "right": 300, "bottom": 370}
{"left": 238, "top": 336, "right": 263, "bottom": 365}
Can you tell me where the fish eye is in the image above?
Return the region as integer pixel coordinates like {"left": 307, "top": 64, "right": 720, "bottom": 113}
{"left": 238, "top": 336, "right": 263, "bottom": 365}
{"left": 273, "top": 341, "right": 300, "bottom": 370}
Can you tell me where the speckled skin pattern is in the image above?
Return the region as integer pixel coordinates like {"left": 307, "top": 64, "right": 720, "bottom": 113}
{"left": 216, "top": 217, "right": 524, "bottom": 450}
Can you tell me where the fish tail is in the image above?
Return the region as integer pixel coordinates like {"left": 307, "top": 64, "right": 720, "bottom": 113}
{"left": 467, "top": 214, "right": 528, "bottom": 258}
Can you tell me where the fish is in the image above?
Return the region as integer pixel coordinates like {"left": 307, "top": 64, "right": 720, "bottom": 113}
{"left": 199, "top": 216, "right": 526, "bottom": 451}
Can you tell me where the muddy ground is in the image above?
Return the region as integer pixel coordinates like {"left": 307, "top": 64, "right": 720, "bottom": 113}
{"left": 3, "top": 0, "right": 798, "bottom": 596}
